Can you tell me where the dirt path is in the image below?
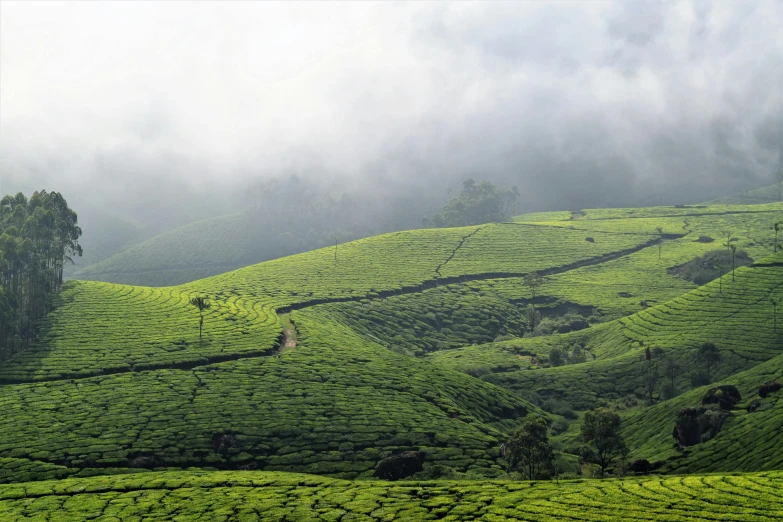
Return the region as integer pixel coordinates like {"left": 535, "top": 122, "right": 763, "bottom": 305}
{"left": 279, "top": 314, "right": 297, "bottom": 351}
{"left": 283, "top": 327, "right": 296, "bottom": 349}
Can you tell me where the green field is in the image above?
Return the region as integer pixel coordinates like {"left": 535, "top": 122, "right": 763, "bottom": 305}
{"left": 4, "top": 198, "right": 783, "bottom": 517}
{"left": 2, "top": 470, "right": 783, "bottom": 521}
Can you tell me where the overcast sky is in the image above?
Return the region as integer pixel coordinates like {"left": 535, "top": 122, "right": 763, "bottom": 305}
{"left": 2, "top": 0, "right": 783, "bottom": 212}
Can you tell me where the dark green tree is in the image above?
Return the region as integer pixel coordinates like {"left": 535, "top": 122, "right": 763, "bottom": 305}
{"left": 524, "top": 273, "right": 544, "bottom": 300}
{"left": 548, "top": 346, "right": 565, "bottom": 367}
{"left": 640, "top": 346, "right": 664, "bottom": 403}
{"left": 506, "top": 417, "right": 554, "bottom": 479}
{"left": 0, "top": 190, "right": 82, "bottom": 357}
{"left": 581, "top": 408, "right": 627, "bottom": 478}
{"left": 189, "top": 296, "right": 211, "bottom": 342}
{"left": 423, "top": 179, "right": 520, "bottom": 227}
{"left": 524, "top": 304, "right": 541, "bottom": 333}
{"left": 696, "top": 342, "right": 721, "bottom": 382}
{"left": 772, "top": 297, "right": 779, "bottom": 333}
{"left": 772, "top": 221, "right": 782, "bottom": 253}
{"left": 662, "top": 357, "right": 681, "bottom": 399}
{"left": 655, "top": 227, "right": 664, "bottom": 259}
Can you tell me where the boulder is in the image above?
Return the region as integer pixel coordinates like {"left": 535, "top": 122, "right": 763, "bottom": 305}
{"left": 374, "top": 451, "right": 425, "bottom": 480}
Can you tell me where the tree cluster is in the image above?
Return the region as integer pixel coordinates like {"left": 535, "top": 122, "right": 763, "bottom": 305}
{"left": 423, "top": 179, "right": 520, "bottom": 228}
{"left": 0, "top": 191, "right": 82, "bottom": 357}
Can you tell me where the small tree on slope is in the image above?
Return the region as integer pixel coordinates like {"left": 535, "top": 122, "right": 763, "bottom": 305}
{"left": 506, "top": 416, "right": 554, "bottom": 480}
{"left": 190, "top": 296, "right": 211, "bottom": 342}
{"left": 581, "top": 408, "right": 627, "bottom": 478}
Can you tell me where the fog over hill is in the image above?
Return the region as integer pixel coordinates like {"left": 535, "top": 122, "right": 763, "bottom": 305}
{"left": 2, "top": 1, "right": 782, "bottom": 244}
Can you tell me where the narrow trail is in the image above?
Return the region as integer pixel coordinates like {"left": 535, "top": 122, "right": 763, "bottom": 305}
{"left": 277, "top": 235, "right": 680, "bottom": 314}
{"left": 434, "top": 226, "right": 486, "bottom": 280}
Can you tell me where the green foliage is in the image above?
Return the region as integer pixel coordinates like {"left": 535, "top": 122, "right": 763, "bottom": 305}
{"left": 0, "top": 470, "right": 782, "bottom": 520}
{"left": 581, "top": 408, "right": 627, "bottom": 477}
{"left": 423, "top": 179, "right": 519, "bottom": 227}
{"left": 0, "top": 191, "right": 82, "bottom": 357}
{"left": 505, "top": 417, "right": 553, "bottom": 479}
{"left": 697, "top": 342, "right": 722, "bottom": 382}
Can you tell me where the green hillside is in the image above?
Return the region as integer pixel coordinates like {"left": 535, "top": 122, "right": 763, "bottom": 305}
{"left": 72, "top": 212, "right": 257, "bottom": 286}
{"left": 4, "top": 199, "right": 783, "bottom": 516}
{"left": 1, "top": 470, "right": 782, "bottom": 521}
{"left": 704, "top": 182, "right": 783, "bottom": 205}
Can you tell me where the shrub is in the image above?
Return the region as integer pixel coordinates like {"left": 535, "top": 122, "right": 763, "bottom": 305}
{"left": 702, "top": 385, "right": 742, "bottom": 410}
{"left": 759, "top": 381, "right": 783, "bottom": 398}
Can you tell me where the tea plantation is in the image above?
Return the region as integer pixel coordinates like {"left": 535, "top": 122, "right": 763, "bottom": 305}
{"left": 2, "top": 470, "right": 783, "bottom": 521}
{"left": 4, "top": 199, "right": 783, "bottom": 518}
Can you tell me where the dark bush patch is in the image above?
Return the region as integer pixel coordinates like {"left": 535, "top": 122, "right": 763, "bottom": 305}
{"left": 374, "top": 451, "right": 425, "bottom": 480}
{"left": 585, "top": 237, "right": 595, "bottom": 243}
{"left": 702, "top": 385, "right": 742, "bottom": 410}
{"left": 212, "top": 432, "right": 239, "bottom": 456}
{"left": 569, "top": 319, "right": 589, "bottom": 332}
{"left": 669, "top": 250, "right": 752, "bottom": 285}
{"left": 617, "top": 292, "right": 632, "bottom": 298}
{"left": 128, "top": 453, "right": 163, "bottom": 469}
{"left": 629, "top": 459, "right": 651, "bottom": 475}
{"left": 697, "top": 236, "right": 714, "bottom": 243}
{"left": 759, "top": 381, "right": 782, "bottom": 398}
{"left": 673, "top": 407, "right": 729, "bottom": 449}
{"left": 747, "top": 399, "right": 762, "bottom": 413}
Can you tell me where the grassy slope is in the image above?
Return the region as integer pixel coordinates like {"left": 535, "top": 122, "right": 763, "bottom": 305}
{"left": 704, "top": 183, "right": 782, "bottom": 205}
{"left": 0, "top": 309, "right": 534, "bottom": 482}
{"left": 3, "top": 200, "right": 783, "bottom": 488}
{"left": 73, "top": 212, "right": 254, "bottom": 286}
{"left": 2, "top": 470, "right": 783, "bottom": 521}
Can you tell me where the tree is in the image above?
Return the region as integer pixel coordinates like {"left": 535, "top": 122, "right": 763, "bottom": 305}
{"left": 189, "top": 296, "right": 211, "bottom": 342}
{"left": 581, "top": 408, "right": 627, "bottom": 478}
{"left": 423, "top": 179, "right": 520, "bottom": 228}
{"left": 662, "top": 357, "right": 681, "bottom": 399}
{"left": 696, "top": 342, "right": 721, "bottom": 382}
{"left": 506, "top": 417, "right": 554, "bottom": 479}
{"left": 0, "top": 190, "right": 82, "bottom": 358}
{"left": 722, "top": 230, "right": 733, "bottom": 251}
{"left": 717, "top": 261, "right": 728, "bottom": 294}
{"left": 730, "top": 244, "right": 737, "bottom": 281}
{"left": 524, "top": 304, "right": 541, "bottom": 333}
{"left": 655, "top": 227, "right": 664, "bottom": 260}
{"left": 640, "top": 346, "right": 664, "bottom": 403}
{"left": 772, "top": 221, "right": 782, "bottom": 253}
{"left": 523, "top": 274, "right": 544, "bottom": 301}
{"left": 330, "top": 234, "right": 339, "bottom": 264}
{"left": 548, "top": 346, "right": 565, "bottom": 367}
{"left": 772, "top": 297, "right": 779, "bottom": 333}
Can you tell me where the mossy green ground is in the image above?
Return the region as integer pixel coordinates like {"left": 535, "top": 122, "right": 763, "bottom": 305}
{"left": 3, "top": 200, "right": 783, "bottom": 513}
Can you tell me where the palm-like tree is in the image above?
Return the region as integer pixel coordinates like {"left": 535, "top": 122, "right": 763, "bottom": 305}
{"left": 189, "top": 296, "right": 211, "bottom": 342}
{"left": 772, "top": 221, "right": 782, "bottom": 254}
{"left": 655, "top": 227, "right": 664, "bottom": 259}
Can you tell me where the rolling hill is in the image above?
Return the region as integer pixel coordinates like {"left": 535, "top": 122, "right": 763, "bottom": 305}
{"left": 3, "top": 198, "right": 783, "bottom": 518}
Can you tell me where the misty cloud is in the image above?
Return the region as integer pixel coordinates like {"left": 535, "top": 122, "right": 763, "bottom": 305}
{"left": 1, "top": 0, "right": 782, "bottom": 215}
